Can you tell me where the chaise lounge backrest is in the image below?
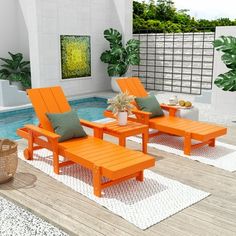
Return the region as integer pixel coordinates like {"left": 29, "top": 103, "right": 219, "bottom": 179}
{"left": 27, "top": 87, "right": 71, "bottom": 132}
{"left": 117, "top": 77, "right": 148, "bottom": 97}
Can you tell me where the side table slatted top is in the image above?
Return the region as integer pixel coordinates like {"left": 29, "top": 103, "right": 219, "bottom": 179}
{"left": 102, "top": 121, "right": 149, "bottom": 153}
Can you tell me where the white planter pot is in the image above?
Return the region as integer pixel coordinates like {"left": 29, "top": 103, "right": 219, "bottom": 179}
{"left": 117, "top": 111, "right": 128, "bottom": 126}
{"left": 11, "top": 81, "right": 24, "bottom": 91}
{"left": 111, "top": 77, "right": 123, "bottom": 92}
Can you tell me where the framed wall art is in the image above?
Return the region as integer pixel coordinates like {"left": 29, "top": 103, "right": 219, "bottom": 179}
{"left": 60, "top": 35, "right": 91, "bottom": 79}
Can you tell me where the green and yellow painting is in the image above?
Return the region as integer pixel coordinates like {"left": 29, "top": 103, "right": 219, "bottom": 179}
{"left": 60, "top": 35, "right": 91, "bottom": 79}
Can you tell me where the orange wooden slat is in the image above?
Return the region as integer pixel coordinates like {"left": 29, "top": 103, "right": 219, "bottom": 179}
{"left": 50, "top": 87, "right": 71, "bottom": 113}
{"left": 117, "top": 77, "right": 148, "bottom": 97}
{"left": 27, "top": 89, "right": 53, "bottom": 131}
{"left": 103, "top": 153, "right": 146, "bottom": 168}
{"left": 39, "top": 88, "right": 61, "bottom": 113}
{"left": 103, "top": 157, "right": 154, "bottom": 179}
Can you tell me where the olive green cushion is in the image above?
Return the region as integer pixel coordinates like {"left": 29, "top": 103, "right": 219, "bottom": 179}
{"left": 135, "top": 95, "right": 164, "bottom": 118}
{"left": 46, "top": 110, "right": 87, "bottom": 142}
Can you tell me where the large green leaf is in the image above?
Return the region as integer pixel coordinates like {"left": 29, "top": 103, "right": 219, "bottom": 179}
{"left": 221, "top": 54, "right": 236, "bottom": 69}
{"left": 126, "top": 52, "right": 140, "bottom": 65}
{"left": 1, "top": 64, "right": 14, "bottom": 70}
{"left": 107, "top": 62, "right": 128, "bottom": 77}
{"left": 104, "top": 28, "right": 122, "bottom": 48}
{"left": 0, "top": 58, "right": 14, "bottom": 66}
{"left": 126, "top": 39, "right": 140, "bottom": 51}
{"left": 19, "top": 61, "right": 30, "bottom": 69}
{"left": 21, "top": 66, "right": 31, "bottom": 74}
{"left": 110, "top": 46, "right": 125, "bottom": 59}
{"left": 0, "top": 69, "right": 10, "bottom": 79}
{"left": 125, "top": 39, "right": 140, "bottom": 65}
{"left": 213, "top": 36, "right": 236, "bottom": 54}
{"left": 214, "top": 70, "right": 236, "bottom": 92}
{"left": 100, "top": 50, "right": 113, "bottom": 63}
{"left": 9, "top": 52, "right": 23, "bottom": 63}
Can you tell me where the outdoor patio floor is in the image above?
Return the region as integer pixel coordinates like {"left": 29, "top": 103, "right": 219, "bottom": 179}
{"left": 0, "top": 125, "right": 236, "bottom": 236}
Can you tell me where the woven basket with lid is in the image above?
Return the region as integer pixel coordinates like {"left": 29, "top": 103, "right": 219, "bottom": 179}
{"left": 0, "top": 139, "right": 18, "bottom": 184}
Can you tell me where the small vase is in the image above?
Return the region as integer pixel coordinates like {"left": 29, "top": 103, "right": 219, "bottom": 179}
{"left": 117, "top": 111, "right": 128, "bottom": 126}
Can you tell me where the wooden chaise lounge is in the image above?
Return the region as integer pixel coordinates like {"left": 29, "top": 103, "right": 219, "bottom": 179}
{"left": 105, "top": 77, "right": 227, "bottom": 156}
{"left": 17, "top": 86, "right": 155, "bottom": 197}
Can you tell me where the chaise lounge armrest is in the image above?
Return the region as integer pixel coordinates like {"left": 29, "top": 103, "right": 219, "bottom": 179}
{"left": 131, "top": 109, "right": 151, "bottom": 124}
{"left": 25, "top": 124, "right": 60, "bottom": 140}
{"left": 160, "top": 104, "right": 178, "bottom": 117}
{"left": 80, "top": 119, "right": 104, "bottom": 139}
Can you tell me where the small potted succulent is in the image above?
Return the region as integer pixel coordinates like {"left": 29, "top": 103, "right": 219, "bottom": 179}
{"left": 107, "top": 92, "right": 135, "bottom": 126}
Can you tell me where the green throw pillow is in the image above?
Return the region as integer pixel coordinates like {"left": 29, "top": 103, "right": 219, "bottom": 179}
{"left": 135, "top": 95, "right": 164, "bottom": 118}
{"left": 46, "top": 110, "right": 87, "bottom": 142}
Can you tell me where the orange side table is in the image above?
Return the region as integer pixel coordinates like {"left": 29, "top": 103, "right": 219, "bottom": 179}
{"left": 102, "top": 120, "right": 149, "bottom": 154}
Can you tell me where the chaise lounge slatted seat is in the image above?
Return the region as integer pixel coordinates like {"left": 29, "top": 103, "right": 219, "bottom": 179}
{"left": 104, "top": 77, "right": 227, "bottom": 156}
{"left": 17, "top": 86, "right": 155, "bottom": 197}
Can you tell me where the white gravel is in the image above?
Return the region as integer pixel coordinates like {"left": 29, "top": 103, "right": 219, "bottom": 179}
{"left": 0, "top": 196, "right": 68, "bottom": 236}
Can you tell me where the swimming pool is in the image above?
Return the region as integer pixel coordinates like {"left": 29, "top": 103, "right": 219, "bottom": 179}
{"left": 0, "top": 97, "right": 108, "bottom": 140}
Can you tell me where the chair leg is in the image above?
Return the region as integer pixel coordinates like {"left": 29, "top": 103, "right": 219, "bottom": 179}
{"left": 184, "top": 132, "right": 192, "bottom": 155}
{"left": 53, "top": 152, "right": 60, "bottom": 174}
{"left": 142, "top": 131, "right": 148, "bottom": 154}
{"left": 25, "top": 130, "right": 34, "bottom": 160}
{"left": 209, "top": 138, "right": 215, "bottom": 147}
{"left": 51, "top": 140, "right": 59, "bottom": 174}
{"left": 136, "top": 171, "right": 144, "bottom": 182}
{"left": 24, "top": 148, "right": 33, "bottom": 160}
{"left": 93, "top": 165, "right": 102, "bottom": 197}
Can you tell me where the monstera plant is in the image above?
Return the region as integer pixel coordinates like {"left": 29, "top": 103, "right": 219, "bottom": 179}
{"left": 100, "top": 28, "right": 140, "bottom": 91}
{"left": 0, "top": 52, "right": 31, "bottom": 90}
{"left": 213, "top": 36, "right": 236, "bottom": 92}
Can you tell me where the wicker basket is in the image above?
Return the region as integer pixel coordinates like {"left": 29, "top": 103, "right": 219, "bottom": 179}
{"left": 0, "top": 139, "right": 18, "bottom": 184}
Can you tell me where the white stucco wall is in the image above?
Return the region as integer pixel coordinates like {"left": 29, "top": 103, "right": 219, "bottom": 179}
{"left": 0, "top": 0, "right": 29, "bottom": 60}
{"left": 19, "top": 0, "right": 133, "bottom": 96}
{"left": 211, "top": 26, "right": 236, "bottom": 116}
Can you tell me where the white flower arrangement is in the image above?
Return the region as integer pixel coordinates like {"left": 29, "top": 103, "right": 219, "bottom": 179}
{"left": 107, "top": 92, "right": 135, "bottom": 115}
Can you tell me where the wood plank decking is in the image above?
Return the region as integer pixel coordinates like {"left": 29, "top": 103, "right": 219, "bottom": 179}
{"left": 0, "top": 126, "right": 236, "bottom": 236}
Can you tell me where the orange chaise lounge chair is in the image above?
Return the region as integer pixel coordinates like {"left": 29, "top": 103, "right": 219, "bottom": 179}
{"left": 105, "top": 77, "right": 227, "bottom": 156}
{"left": 17, "top": 86, "right": 155, "bottom": 197}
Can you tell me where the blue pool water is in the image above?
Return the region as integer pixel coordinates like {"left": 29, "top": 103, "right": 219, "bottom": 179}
{"left": 0, "top": 97, "right": 108, "bottom": 140}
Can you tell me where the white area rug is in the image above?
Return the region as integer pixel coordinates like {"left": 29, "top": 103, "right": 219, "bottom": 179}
{"left": 128, "top": 135, "right": 236, "bottom": 172}
{"left": 19, "top": 150, "right": 209, "bottom": 230}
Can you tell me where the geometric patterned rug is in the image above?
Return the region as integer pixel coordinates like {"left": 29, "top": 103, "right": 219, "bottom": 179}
{"left": 19, "top": 150, "right": 209, "bottom": 230}
{"left": 128, "top": 134, "right": 236, "bottom": 172}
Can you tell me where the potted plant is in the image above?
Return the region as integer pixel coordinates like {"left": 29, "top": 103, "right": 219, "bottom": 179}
{"left": 0, "top": 52, "right": 31, "bottom": 90}
{"left": 107, "top": 92, "right": 135, "bottom": 126}
{"left": 100, "top": 28, "right": 140, "bottom": 92}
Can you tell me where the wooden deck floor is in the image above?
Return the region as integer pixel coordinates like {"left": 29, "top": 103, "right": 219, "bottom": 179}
{"left": 0, "top": 125, "right": 236, "bottom": 236}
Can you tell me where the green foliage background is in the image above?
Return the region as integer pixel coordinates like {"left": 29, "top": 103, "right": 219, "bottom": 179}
{"left": 133, "top": 0, "right": 236, "bottom": 33}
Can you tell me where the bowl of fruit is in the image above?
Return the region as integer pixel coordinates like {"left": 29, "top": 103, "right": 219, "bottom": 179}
{"left": 178, "top": 100, "right": 193, "bottom": 109}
